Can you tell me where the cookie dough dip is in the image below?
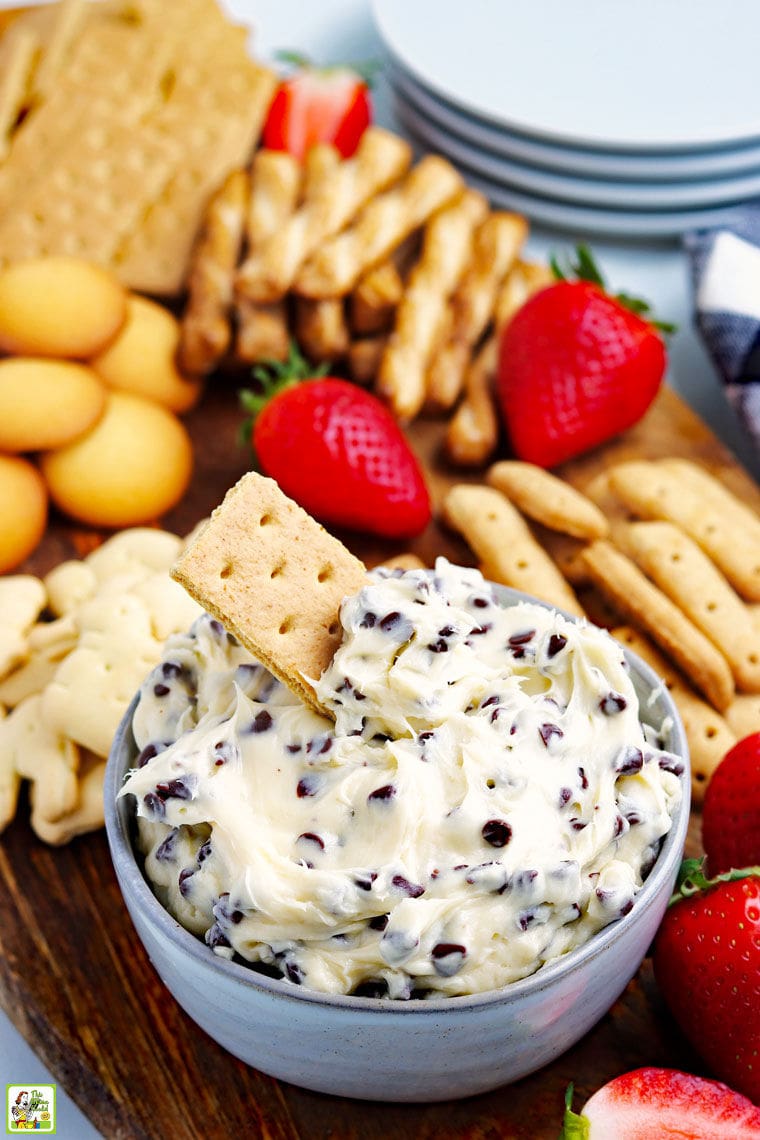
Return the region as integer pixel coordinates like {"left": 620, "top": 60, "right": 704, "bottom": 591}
{"left": 120, "top": 558, "right": 684, "bottom": 1000}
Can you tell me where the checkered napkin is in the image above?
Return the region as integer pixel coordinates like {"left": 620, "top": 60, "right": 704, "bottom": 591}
{"left": 686, "top": 215, "right": 760, "bottom": 454}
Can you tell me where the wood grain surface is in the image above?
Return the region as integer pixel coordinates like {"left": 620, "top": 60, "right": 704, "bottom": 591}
{"left": 0, "top": 378, "right": 751, "bottom": 1139}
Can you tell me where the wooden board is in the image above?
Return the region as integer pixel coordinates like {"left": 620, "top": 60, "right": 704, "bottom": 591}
{"left": 1, "top": 379, "right": 754, "bottom": 1139}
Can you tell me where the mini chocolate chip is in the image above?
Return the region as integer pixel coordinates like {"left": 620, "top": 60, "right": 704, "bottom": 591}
{"left": 285, "top": 962, "right": 304, "bottom": 985}
{"left": 252, "top": 710, "right": 273, "bottom": 733}
{"left": 155, "top": 776, "right": 194, "bottom": 801}
{"left": 613, "top": 814, "right": 626, "bottom": 838}
{"left": 197, "top": 839, "right": 212, "bottom": 864}
{"left": 431, "top": 943, "right": 467, "bottom": 977}
{"left": 428, "top": 639, "right": 449, "bottom": 653}
{"left": 472, "top": 596, "right": 490, "bottom": 608}
{"left": 379, "top": 611, "right": 402, "bottom": 631}
{"left": 391, "top": 874, "right": 425, "bottom": 898}
{"left": 286, "top": 743, "right": 302, "bottom": 754}
{"left": 353, "top": 979, "right": 388, "bottom": 998}
{"left": 368, "top": 913, "right": 389, "bottom": 931}
{"left": 599, "top": 692, "right": 627, "bottom": 715}
{"left": 482, "top": 819, "right": 512, "bottom": 847}
{"left": 539, "top": 723, "right": 564, "bottom": 747}
{"left": 136, "top": 742, "right": 159, "bottom": 768}
{"left": 513, "top": 869, "right": 538, "bottom": 892}
{"left": 213, "top": 740, "right": 236, "bottom": 767}
{"left": 162, "top": 661, "right": 184, "bottom": 679}
{"left": 547, "top": 633, "right": 567, "bottom": 658}
{"left": 559, "top": 786, "right": 572, "bottom": 807}
{"left": 616, "top": 746, "right": 644, "bottom": 774}
{"left": 143, "top": 792, "right": 165, "bottom": 818}
{"left": 359, "top": 612, "right": 377, "bottom": 628}
{"left": 296, "top": 774, "right": 321, "bottom": 798}
{"left": 178, "top": 867, "right": 194, "bottom": 897}
{"left": 155, "top": 829, "right": 178, "bottom": 861}
{"left": 205, "top": 923, "right": 231, "bottom": 950}
{"left": 570, "top": 818, "right": 588, "bottom": 831}
{"left": 153, "top": 683, "right": 170, "bottom": 698}
{"left": 578, "top": 766, "right": 589, "bottom": 789}
{"left": 659, "top": 754, "right": 685, "bottom": 776}
{"left": 482, "top": 694, "right": 500, "bottom": 708}
{"left": 354, "top": 872, "right": 378, "bottom": 891}
{"left": 208, "top": 619, "right": 224, "bottom": 637}
{"left": 368, "top": 784, "right": 396, "bottom": 803}
{"left": 625, "top": 811, "right": 642, "bottom": 826}
{"left": 438, "top": 625, "right": 456, "bottom": 638}
{"left": 620, "top": 899, "right": 634, "bottom": 917}
{"left": 418, "top": 730, "right": 435, "bottom": 743}
{"left": 297, "top": 832, "right": 325, "bottom": 850}
{"left": 509, "top": 629, "right": 535, "bottom": 647}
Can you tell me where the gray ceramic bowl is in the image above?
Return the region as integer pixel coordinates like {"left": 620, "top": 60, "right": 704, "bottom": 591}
{"left": 104, "top": 584, "right": 690, "bottom": 1103}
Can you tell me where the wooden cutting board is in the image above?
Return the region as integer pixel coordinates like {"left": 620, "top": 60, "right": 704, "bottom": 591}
{"left": 1, "top": 380, "right": 756, "bottom": 1140}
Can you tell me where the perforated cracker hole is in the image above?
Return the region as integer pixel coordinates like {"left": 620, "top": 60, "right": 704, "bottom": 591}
{"left": 259, "top": 513, "right": 273, "bottom": 527}
{"left": 670, "top": 553, "right": 681, "bottom": 563}
{"left": 706, "top": 600, "right": 717, "bottom": 612}
{"left": 220, "top": 562, "right": 233, "bottom": 579}
{"left": 317, "top": 564, "right": 334, "bottom": 583}
{"left": 328, "top": 621, "right": 340, "bottom": 636}
{"left": 279, "top": 617, "right": 294, "bottom": 635}
{"left": 270, "top": 561, "right": 286, "bottom": 579}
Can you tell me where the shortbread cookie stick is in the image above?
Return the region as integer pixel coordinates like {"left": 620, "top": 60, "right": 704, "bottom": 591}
{"left": 178, "top": 167, "right": 249, "bottom": 375}
{"left": 237, "top": 128, "right": 412, "bottom": 302}
{"left": 582, "top": 540, "right": 735, "bottom": 711}
{"left": 618, "top": 520, "right": 760, "bottom": 693}
{"left": 294, "top": 155, "right": 465, "bottom": 299}
{"left": 608, "top": 460, "right": 760, "bottom": 602}
{"left": 443, "top": 484, "right": 584, "bottom": 616}
{"left": 724, "top": 694, "right": 760, "bottom": 739}
{"left": 235, "top": 149, "right": 302, "bottom": 364}
{"left": 487, "top": 461, "right": 610, "bottom": 540}
{"left": 611, "top": 625, "right": 735, "bottom": 802}
{"left": 171, "top": 473, "right": 369, "bottom": 715}
{"left": 376, "top": 189, "right": 488, "bottom": 420}
{"left": 425, "top": 212, "right": 528, "bottom": 411}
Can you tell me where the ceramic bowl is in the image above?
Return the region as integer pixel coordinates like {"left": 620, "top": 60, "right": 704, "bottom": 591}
{"left": 104, "top": 584, "right": 690, "bottom": 1103}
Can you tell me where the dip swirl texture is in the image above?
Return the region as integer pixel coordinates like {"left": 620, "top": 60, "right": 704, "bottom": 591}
{"left": 121, "top": 559, "right": 683, "bottom": 999}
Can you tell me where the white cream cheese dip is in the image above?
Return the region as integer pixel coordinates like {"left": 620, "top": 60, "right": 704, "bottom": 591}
{"left": 120, "top": 558, "right": 683, "bottom": 999}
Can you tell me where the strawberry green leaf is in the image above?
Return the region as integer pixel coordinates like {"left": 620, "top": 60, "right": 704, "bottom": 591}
{"left": 238, "top": 341, "right": 329, "bottom": 449}
{"left": 548, "top": 245, "right": 677, "bottom": 333}
{"left": 668, "top": 856, "right": 760, "bottom": 907}
{"left": 273, "top": 47, "right": 381, "bottom": 87}
{"left": 558, "top": 1084, "right": 591, "bottom": 1140}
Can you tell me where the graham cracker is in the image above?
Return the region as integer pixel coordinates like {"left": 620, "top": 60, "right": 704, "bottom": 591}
{"left": 170, "top": 474, "right": 369, "bottom": 716}
{"left": 0, "top": 27, "right": 38, "bottom": 162}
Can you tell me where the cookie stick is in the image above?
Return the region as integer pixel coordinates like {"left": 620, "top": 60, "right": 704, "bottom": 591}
{"left": 236, "top": 127, "right": 412, "bottom": 303}
{"left": 444, "top": 260, "right": 553, "bottom": 468}
{"left": 425, "top": 211, "right": 528, "bottom": 412}
{"left": 350, "top": 259, "right": 405, "bottom": 336}
{"left": 375, "top": 188, "right": 489, "bottom": 421}
{"left": 443, "top": 483, "right": 584, "bottom": 617}
{"left": 582, "top": 540, "right": 735, "bottom": 712}
{"left": 294, "top": 155, "right": 465, "bottom": 299}
{"left": 235, "top": 149, "right": 302, "bottom": 364}
{"left": 487, "top": 461, "right": 610, "bottom": 540}
{"left": 178, "top": 167, "right": 249, "bottom": 376}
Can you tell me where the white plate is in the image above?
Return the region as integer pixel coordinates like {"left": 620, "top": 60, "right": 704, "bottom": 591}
{"left": 396, "top": 100, "right": 760, "bottom": 212}
{"left": 390, "top": 62, "right": 760, "bottom": 184}
{"left": 373, "top": 0, "right": 760, "bottom": 152}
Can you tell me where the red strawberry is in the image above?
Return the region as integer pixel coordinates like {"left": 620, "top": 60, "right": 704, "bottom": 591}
{"left": 652, "top": 859, "right": 760, "bottom": 1105}
{"left": 560, "top": 1068, "right": 760, "bottom": 1138}
{"left": 497, "top": 246, "right": 671, "bottom": 468}
{"left": 262, "top": 52, "right": 373, "bottom": 160}
{"left": 702, "top": 733, "right": 760, "bottom": 875}
{"left": 240, "top": 348, "right": 430, "bottom": 539}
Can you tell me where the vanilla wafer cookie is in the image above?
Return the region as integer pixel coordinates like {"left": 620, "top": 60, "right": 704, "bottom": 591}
{"left": 237, "top": 128, "right": 412, "bottom": 303}
{"left": 582, "top": 540, "right": 735, "bottom": 711}
{"left": 171, "top": 473, "right": 369, "bottom": 714}
{"left": 294, "top": 155, "right": 464, "bottom": 299}
{"left": 425, "top": 212, "right": 528, "bottom": 411}
{"left": 487, "top": 461, "right": 610, "bottom": 540}
{"left": 611, "top": 625, "right": 734, "bottom": 802}
{"left": 443, "top": 484, "right": 584, "bottom": 616}
{"left": 608, "top": 459, "right": 760, "bottom": 602}
{"left": 618, "top": 520, "right": 760, "bottom": 693}
{"left": 376, "top": 189, "right": 488, "bottom": 420}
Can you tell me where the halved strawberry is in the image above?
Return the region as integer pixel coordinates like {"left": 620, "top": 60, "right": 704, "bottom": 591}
{"left": 560, "top": 1068, "right": 760, "bottom": 1138}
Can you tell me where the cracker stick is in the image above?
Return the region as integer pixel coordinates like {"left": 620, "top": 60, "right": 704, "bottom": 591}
{"left": 725, "top": 694, "right": 760, "bottom": 739}
{"left": 608, "top": 459, "right": 760, "bottom": 602}
{"left": 444, "top": 261, "right": 552, "bottom": 469}
{"left": 376, "top": 189, "right": 489, "bottom": 421}
{"left": 178, "top": 167, "right": 249, "bottom": 375}
{"left": 171, "top": 473, "right": 368, "bottom": 715}
{"left": 443, "top": 484, "right": 584, "bottom": 616}
{"left": 350, "top": 259, "right": 405, "bottom": 335}
{"left": 582, "top": 540, "right": 735, "bottom": 711}
{"left": 617, "top": 520, "right": 760, "bottom": 693}
{"left": 236, "top": 128, "right": 412, "bottom": 303}
{"left": 0, "top": 28, "right": 38, "bottom": 162}
{"left": 487, "top": 461, "right": 610, "bottom": 540}
{"left": 294, "top": 155, "right": 465, "bottom": 299}
{"left": 425, "top": 212, "right": 528, "bottom": 411}
{"left": 612, "top": 625, "right": 735, "bottom": 803}
{"left": 295, "top": 297, "right": 349, "bottom": 362}
{"left": 348, "top": 334, "right": 387, "bottom": 385}
{"left": 235, "top": 150, "right": 303, "bottom": 364}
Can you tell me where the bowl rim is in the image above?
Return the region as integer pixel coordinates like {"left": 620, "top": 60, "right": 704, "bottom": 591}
{"left": 104, "top": 582, "right": 691, "bottom": 1015}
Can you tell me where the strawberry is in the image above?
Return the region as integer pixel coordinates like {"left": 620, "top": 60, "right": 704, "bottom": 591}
{"left": 560, "top": 1068, "right": 760, "bottom": 1138}
{"left": 652, "top": 859, "right": 760, "bottom": 1105}
{"left": 702, "top": 733, "right": 760, "bottom": 875}
{"left": 496, "top": 246, "right": 672, "bottom": 468}
{"left": 240, "top": 347, "right": 431, "bottom": 539}
{"left": 262, "top": 52, "right": 373, "bottom": 160}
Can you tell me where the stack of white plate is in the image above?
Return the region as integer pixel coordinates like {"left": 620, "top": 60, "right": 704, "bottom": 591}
{"left": 372, "top": 0, "right": 760, "bottom": 239}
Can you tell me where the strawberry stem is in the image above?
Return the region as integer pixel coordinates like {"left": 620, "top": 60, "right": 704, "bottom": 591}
{"left": 238, "top": 340, "right": 328, "bottom": 449}
{"left": 668, "top": 856, "right": 760, "bottom": 907}
{"left": 273, "top": 48, "right": 381, "bottom": 87}
{"left": 550, "top": 244, "right": 676, "bottom": 334}
{"left": 558, "top": 1083, "right": 590, "bottom": 1139}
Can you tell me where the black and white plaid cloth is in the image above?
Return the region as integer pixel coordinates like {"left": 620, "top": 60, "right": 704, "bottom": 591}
{"left": 686, "top": 214, "right": 760, "bottom": 455}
